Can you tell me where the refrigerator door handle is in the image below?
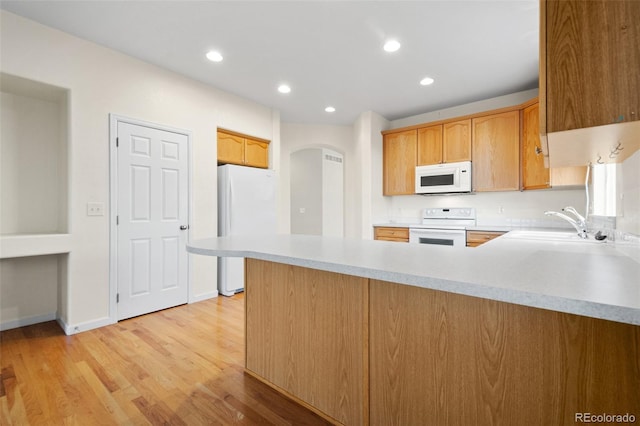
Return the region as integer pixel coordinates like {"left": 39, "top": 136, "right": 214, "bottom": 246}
{"left": 227, "top": 177, "right": 233, "bottom": 233}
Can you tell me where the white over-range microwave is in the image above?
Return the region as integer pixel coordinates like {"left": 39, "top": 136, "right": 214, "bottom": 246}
{"left": 415, "top": 161, "right": 472, "bottom": 194}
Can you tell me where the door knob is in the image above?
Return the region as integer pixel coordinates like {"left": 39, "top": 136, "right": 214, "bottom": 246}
{"left": 180, "top": 225, "right": 189, "bottom": 230}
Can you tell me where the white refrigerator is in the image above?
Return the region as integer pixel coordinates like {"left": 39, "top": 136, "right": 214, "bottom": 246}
{"left": 217, "top": 165, "right": 277, "bottom": 296}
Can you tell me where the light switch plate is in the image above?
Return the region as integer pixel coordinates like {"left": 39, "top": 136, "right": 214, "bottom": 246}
{"left": 87, "top": 202, "right": 105, "bottom": 216}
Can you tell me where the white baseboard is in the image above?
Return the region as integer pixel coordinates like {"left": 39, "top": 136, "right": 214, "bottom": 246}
{"left": 58, "top": 316, "right": 115, "bottom": 335}
{"left": 189, "top": 290, "right": 219, "bottom": 303}
{"left": 0, "top": 312, "right": 57, "bottom": 331}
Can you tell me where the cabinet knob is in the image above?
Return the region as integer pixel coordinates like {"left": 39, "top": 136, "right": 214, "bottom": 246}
{"left": 180, "top": 225, "right": 189, "bottom": 230}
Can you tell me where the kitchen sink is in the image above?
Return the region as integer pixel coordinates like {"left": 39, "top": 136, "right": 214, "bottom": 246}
{"left": 503, "top": 230, "right": 604, "bottom": 244}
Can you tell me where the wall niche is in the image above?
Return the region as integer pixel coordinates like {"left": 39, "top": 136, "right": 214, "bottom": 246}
{"left": 0, "top": 73, "right": 70, "bottom": 331}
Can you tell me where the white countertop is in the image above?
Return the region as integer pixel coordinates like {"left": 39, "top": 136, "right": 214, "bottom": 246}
{"left": 187, "top": 234, "right": 640, "bottom": 326}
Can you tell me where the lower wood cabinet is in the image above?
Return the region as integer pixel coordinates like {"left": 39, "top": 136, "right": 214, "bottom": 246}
{"left": 466, "top": 230, "right": 505, "bottom": 247}
{"left": 374, "top": 226, "right": 409, "bottom": 242}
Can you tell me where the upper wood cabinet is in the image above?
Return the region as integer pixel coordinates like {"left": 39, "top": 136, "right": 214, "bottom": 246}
{"left": 443, "top": 119, "right": 472, "bottom": 163}
{"left": 540, "top": 0, "right": 640, "bottom": 135}
{"left": 217, "top": 129, "right": 269, "bottom": 169}
{"left": 522, "top": 102, "right": 550, "bottom": 190}
{"left": 383, "top": 130, "right": 417, "bottom": 195}
{"left": 521, "top": 101, "right": 588, "bottom": 189}
{"left": 417, "top": 125, "right": 443, "bottom": 166}
{"left": 417, "top": 120, "right": 471, "bottom": 166}
{"left": 472, "top": 111, "right": 520, "bottom": 192}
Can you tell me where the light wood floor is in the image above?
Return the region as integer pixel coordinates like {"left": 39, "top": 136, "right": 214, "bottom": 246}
{"left": 1, "top": 294, "right": 331, "bottom": 425}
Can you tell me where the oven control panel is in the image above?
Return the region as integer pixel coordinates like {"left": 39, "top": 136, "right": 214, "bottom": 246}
{"left": 422, "top": 208, "right": 476, "bottom": 220}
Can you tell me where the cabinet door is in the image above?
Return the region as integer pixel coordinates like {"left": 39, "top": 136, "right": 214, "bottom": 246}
{"left": 443, "top": 119, "right": 471, "bottom": 163}
{"left": 472, "top": 111, "right": 520, "bottom": 192}
{"left": 244, "top": 138, "right": 269, "bottom": 168}
{"left": 383, "top": 130, "right": 417, "bottom": 195}
{"left": 417, "top": 125, "right": 443, "bottom": 166}
{"left": 217, "top": 131, "right": 245, "bottom": 165}
{"left": 522, "top": 103, "right": 550, "bottom": 190}
{"left": 543, "top": 0, "right": 640, "bottom": 132}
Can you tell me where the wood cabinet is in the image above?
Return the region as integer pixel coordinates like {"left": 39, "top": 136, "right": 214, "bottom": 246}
{"left": 472, "top": 111, "right": 520, "bottom": 192}
{"left": 217, "top": 129, "right": 269, "bottom": 168}
{"left": 540, "top": 0, "right": 640, "bottom": 136}
{"left": 522, "top": 102, "right": 588, "bottom": 189}
{"left": 383, "top": 130, "right": 417, "bottom": 195}
{"left": 417, "top": 125, "right": 442, "bottom": 166}
{"left": 374, "top": 227, "right": 409, "bottom": 242}
{"left": 522, "top": 102, "right": 550, "bottom": 190}
{"left": 417, "top": 120, "right": 471, "bottom": 166}
{"left": 466, "top": 230, "right": 505, "bottom": 247}
{"left": 442, "top": 119, "right": 472, "bottom": 163}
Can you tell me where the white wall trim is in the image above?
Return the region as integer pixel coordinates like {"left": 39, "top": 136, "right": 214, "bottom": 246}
{"left": 189, "top": 290, "right": 219, "bottom": 304}
{"left": 108, "top": 114, "right": 193, "bottom": 325}
{"left": 0, "top": 312, "right": 57, "bottom": 332}
{"left": 57, "top": 315, "right": 114, "bottom": 335}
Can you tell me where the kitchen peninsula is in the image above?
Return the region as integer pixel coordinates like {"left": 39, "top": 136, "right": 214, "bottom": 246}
{"left": 187, "top": 234, "right": 640, "bottom": 425}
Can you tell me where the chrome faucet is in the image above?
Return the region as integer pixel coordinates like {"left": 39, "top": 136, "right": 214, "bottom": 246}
{"left": 544, "top": 206, "right": 588, "bottom": 239}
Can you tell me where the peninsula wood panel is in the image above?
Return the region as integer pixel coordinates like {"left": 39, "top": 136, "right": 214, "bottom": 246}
{"left": 472, "top": 110, "right": 520, "bottom": 191}
{"left": 245, "top": 259, "right": 368, "bottom": 426}
{"left": 369, "top": 279, "right": 640, "bottom": 425}
{"left": 542, "top": 0, "right": 640, "bottom": 133}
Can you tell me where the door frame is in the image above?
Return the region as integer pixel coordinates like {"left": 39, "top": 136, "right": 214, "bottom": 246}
{"left": 108, "top": 114, "right": 193, "bottom": 324}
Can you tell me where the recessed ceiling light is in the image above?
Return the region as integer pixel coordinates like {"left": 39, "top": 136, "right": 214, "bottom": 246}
{"left": 420, "top": 76, "right": 435, "bottom": 86}
{"left": 278, "top": 84, "right": 291, "bottom": 94}
{"left": 383, "top": 40, "right": 401, "bottom": 52}
{"left": 325, "top": 106, "right": 336, "bottom": 113}
{"left": 205, "top": 50, "right": 223, "bottom": 62}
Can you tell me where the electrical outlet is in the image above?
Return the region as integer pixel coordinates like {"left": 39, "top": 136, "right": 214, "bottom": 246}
{"left": 87, "top": 202, "right": 105, "bottom": 216}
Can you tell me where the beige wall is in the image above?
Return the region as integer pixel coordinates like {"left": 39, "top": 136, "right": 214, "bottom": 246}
{"left": 0, "top": 11, "right": 279, "bottom": 332}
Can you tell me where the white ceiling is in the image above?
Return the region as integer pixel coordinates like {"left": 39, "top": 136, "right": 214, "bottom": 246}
{"left": 1, "top": 1, "right": 539, "bottom": 125}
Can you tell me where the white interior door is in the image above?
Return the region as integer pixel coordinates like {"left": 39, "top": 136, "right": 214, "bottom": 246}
{"left": 116, "top": 121, "right": 189, "bottom": 320}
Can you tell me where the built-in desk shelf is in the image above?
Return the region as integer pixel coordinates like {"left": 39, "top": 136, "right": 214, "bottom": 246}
{"left": 0, "top": 233, "right": 72, "bottom": 259}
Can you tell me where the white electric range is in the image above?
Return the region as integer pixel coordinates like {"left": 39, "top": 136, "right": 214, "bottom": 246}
{"left": 409, "top": 208, "right": 476, "bottom": 247}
